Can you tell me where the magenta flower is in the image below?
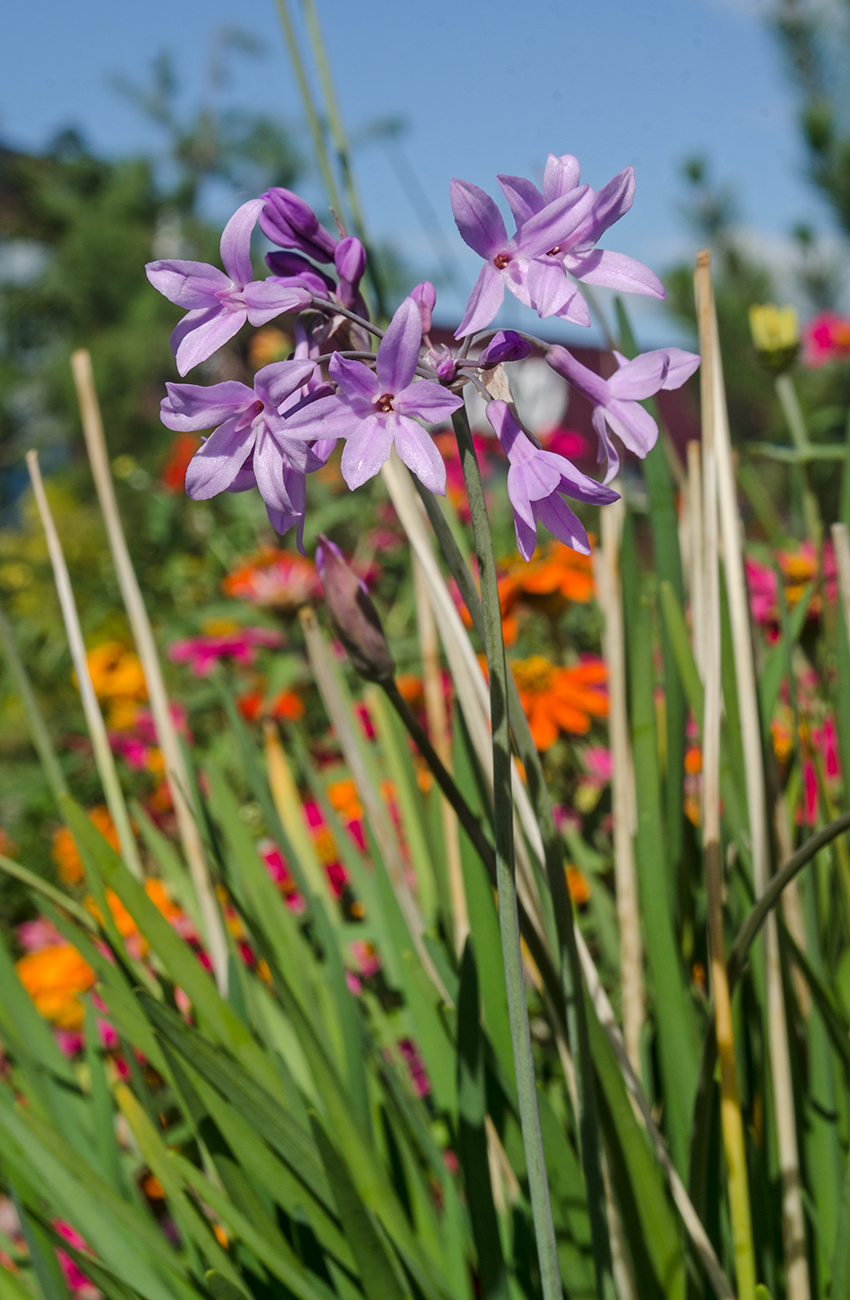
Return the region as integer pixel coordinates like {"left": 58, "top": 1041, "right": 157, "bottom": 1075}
{"left": 451, "top": 178, "right": 596, "bottom": 336}
{"left": 477, "top": 330, "right": 533, "bottom": 368}
{"left": 160, "top": 359, "right": 324, "bottom": 542}
{"left": 486, "top": 400, "right": 618, "bottom": 560}
{"left": 547, "top": 345, "right": 700, "bottom": 482}
{"left": 285, "top": 297, "right": 464, "bottom": 493}
{"left": 497, "top": 154, "right": 665, "bottom": 300}
{"left": 168, "top": 627, "right": 284, "bottom": 677}
{"left": 146, "top": 200, "right": 312, "bottom": 375}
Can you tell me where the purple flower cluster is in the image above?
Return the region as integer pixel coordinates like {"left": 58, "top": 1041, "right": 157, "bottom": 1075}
{"left": 146, "top": 160, "right": 699, "bottom": 561}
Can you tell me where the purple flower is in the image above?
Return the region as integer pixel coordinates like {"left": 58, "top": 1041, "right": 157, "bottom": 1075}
{"left": 487, "top": 400, "right": 619, "bottom": 560}
{"left": 285, "top": 297, "right": 464, "bottom": 493}
{"left": 547, "top": 345, "right": 700, "bottom": 482}
{"left": 160, "top": 359, "right": 324, "bottom": 547}
{"left": 477, "top": 330, "right": 533, "bottom": 368}
{"left": 265, "top": 250, "right": 336, "bottom": 297}
{"left": 146, "top": 200, "right": 312, "bottom": 376}
{"left": 451, "top": 177, "right": 597, "bottom": 336}
{"left": 260, "top": 188, "right": 339, "bottom": 262}
{"left": 497, "top": 155, "right": 665, "bottom": 301}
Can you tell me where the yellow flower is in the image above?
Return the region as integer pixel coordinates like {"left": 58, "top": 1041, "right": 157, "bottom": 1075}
{"left": 749, "top": 304, "right": 800, "bottom": 374}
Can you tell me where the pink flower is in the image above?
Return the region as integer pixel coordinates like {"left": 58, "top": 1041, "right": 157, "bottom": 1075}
{"left": 168, "top": 627, "right": 284, "bottom": 676}
{"left": 541, "top": 428, "right": 594, "bottom": 460}
{"left": 745, "top": 557, "right": 779, "bottom": 625}
{"left": 583, "top": 746, "right": 613, "bottom": 784}
{"left": 17, "top": 917, "right": 64, "bottom": 952}
{"left": 802, "top": 311, "right": 850, "bottom": 367}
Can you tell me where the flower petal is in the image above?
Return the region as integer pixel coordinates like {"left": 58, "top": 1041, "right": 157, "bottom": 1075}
{"left": 506, "top": 464, "right": 538, "bottom": 528}
{"left": 571, "top": 167, "right": 635, "bottom": 247}
{"left": 607, "top": 351, "right": 668, "bottom": 400}
{"left": 340, "top": 416, "right": 394, "bottom": 489}
{"left": 659, "top": 348, "right": 701, "bottom": 390}
{"left": 267, "top": 503, "right": 306, "bottom": 553}
{"left": 376, "top": 298, "right": 422, "bottom": 394}
{"left": 283, "top": 393, "right": 360, "bottom": 442}
{"left": 565, "top": 247, "right": 664, "bottom": 299}
{"left": 254, "top": 359, "right": 317, "bottom": 409}
{"left": 329, "top": 353, "right": 382, "bottom": 403}
{"left": 450, "top": 179, "right": 508, "bottom": 258}
{"left": 392, "top": 417, "right": 446, "bottom": 495}
{"left": 455, "top": 263, "right": 505, "bottom": 338}
{"left": 395, "top": 379, "right": 463, "bottom": 424}
{"left": 533, "top": 493, "right": 590, "bottom": 555}
{"left": 146, "top": 260, "right": 230, "bottom": 309}
{"left": 220, "top": 199, "right": 264, "bottom": 286}
{"left": 514, "top": 512, "right": 539, "bottom": 562}
{"left": 542, "top": 154, "right": 582, "bottom": 203}
{"left": 553, "top": 286, "right": 592, "bottom": 328}
{"left": 592, "top": 407, "right": 621, "bottom": 484}
{"left": 604, "top": 398, "right": 658, "bottom": 457}
{"left": 243, "top": 279, "right": 312, "bottom": 326}
{"left": 515, "top": 185, "right": 594, "bottom": 258}
{"left": 524, "top": 259, "right": 574, "bottom": 318}
{"left": 185, "top": 418, "right": 256, "bottom": 499}
{"left": 161, "top": 380, "right": 254, "bottom": 431}
{"left": 171, "top": 307, "right": 246, "bottom": 376}
{"left": 497, "top": 174, "right": 544, "bottom": 226}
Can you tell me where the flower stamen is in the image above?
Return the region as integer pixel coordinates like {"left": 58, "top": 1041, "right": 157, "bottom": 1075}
{"left": 375, "top": 392, "right": 395, "bottom": 413}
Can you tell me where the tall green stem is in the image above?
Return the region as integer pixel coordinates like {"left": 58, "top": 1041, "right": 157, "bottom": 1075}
{"left": 413, "top": 478, "right": 615, "bottom": 1300}
{"left": 451, "top": 408, "right": 562, "bottom": 1300}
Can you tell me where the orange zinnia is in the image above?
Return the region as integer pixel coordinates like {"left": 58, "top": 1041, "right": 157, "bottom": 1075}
{"left": 16, "top": 944, "right": 96, "bottom": 1029}
{"left": 511, "top": 655, "right": 608, "bottom": 751}
{"left": 52, "top": 806, "right": 121, "bottom": 886}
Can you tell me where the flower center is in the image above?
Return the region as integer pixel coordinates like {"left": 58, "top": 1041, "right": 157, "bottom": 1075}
{"left": 494, "top": 252, "right": 511, "bottom": 270}
{"left": 547, "top": 245, "right": 562, "bottom": 256}
{"left": 375, "top": 392, "right": 394, "bottom": 413}
{"left": 511, "top": 655, "right": 555, "bottom": 694}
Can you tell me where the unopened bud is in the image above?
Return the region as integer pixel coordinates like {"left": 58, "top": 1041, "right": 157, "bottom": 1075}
{"left": 266, "top": 250, "right": 336, "bottom": 296}
{"left": 411, "top": 281, "right": 437, "bottom": 335}
{"left": 334, "top": 236, "right": 367, "bottom": 286}
{"left": 260, "top": 188, "right": 339, "bottom": 262}
{"left": 315, "top": 537, "right": 395, "bottom": 683}
{"left": 478, "top": 330, "right": 532, "bottom": 368}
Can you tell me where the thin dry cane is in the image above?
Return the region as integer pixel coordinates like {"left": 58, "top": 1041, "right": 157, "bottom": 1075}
{"left": 25, "top": 449, "right": 143, "bottom": 879}
{"left": 70, "top": 349, "right": 229, "bottom": 995}
{"left": 687, "top": 442, "right": 706, "bottom": 677}
{"left": 597, "top": 493, "right": 644, "bottom": 1074}
{"left": 694, "top": 249, "right": 757, "bottom": 1300}
{"left": 708, "top": 277, "right": 811, "bottom": 1299}
{"left": 412, "top": 555, "right": 469, "bottom": 953}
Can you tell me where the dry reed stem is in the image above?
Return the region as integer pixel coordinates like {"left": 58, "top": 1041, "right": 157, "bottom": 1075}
{"left": 70, "top": 349, "right": 229, "bottom": 991}
{"left": 26, "top": 450, "right": 144, "bottom": 879}
{"left": 703, "top": 265, "right": 810, "bottom": 1300}
{"left": 412, "top": 555, "right": 468, "bottom": 952}
{"left": 687, "top": 442, "right": 706, "bottom": 676}
{"left": 596, "top": 494, "right": 644, "bottom": 1073}
{"left": 695, "top": 249, "right": 757, "bottom": 1300}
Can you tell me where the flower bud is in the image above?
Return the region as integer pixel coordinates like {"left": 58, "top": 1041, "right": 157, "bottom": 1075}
{"left": 334, "top": 236, "right": 367, "bottom": 286}
{"left": 478, "top": 330, "right": 532, "bottom": 368}
{"left": 260, "top": 188, "right": 338, "bottom": 262}
{"left": 315, "top": 537, "right": 395, "bottom": 684}
{"left": 411, "top": 281, "right": 437, "bottom": 335}
{"left": 266, "top": 250, "right": 336, "bottom": 297}
{"left": 749, "top": 304, "right": 799, "bottom": 375}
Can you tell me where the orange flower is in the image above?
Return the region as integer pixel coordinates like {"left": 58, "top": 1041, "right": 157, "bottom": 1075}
{"left": 52, "top": 806, "right": 121, "bottom": 886}
{"left": 161, "top": 434, "right": 202, "bottom": 493}
{"left": 327, "top": 779, "right": 363, "bottom": 822}
{"left": 510, "top": 655, "right": 608, "bottom": 751}
{"left": 85, "top": 642, "right": 147, "bottom": 705}
{"left": 238, "top": 686, "right": 305, "bottom": 723}
{"left": 222, "top": 547, "right": 320, "bottom": 612}
{"left": 84, "top": 879, "right": 184, "bottom": 957}
{"left": 249, "top": 326, "right": 292, "bottom": 368}
{"left": 684, "top": 746, "right": 702, "bottom": 775}
{"left": 566, "top": 865, "right": 591, "bottom": 906}
{"left": 0, "top": 826, "right": 16, "bottom": 859}
{"left": 16, "top": 944, "right": 95, "bottom": 1029}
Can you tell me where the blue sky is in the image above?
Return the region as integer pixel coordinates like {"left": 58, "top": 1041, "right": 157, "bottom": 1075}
{"left": 1, "top": 0, "right": 836, "bottom": 341}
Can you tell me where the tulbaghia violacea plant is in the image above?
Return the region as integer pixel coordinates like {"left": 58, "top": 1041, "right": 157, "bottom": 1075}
{"left": 146, "top": 162, "right": 699, "bottom": 557}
